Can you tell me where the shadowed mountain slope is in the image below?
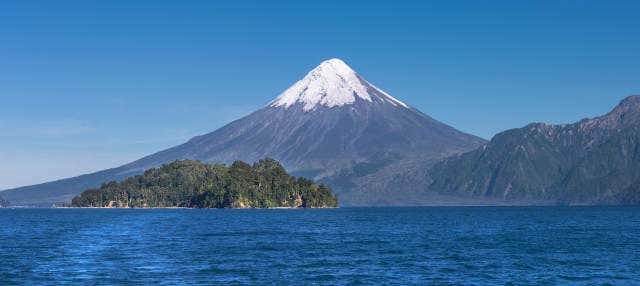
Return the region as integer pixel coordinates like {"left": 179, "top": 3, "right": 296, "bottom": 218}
{"left": 429, "top": 95, "right": 640, "bottom": 205}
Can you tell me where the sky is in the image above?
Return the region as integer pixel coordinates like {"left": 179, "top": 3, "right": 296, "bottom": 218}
{"left": 1, "top": 1, "right": 639, "bottom": 190}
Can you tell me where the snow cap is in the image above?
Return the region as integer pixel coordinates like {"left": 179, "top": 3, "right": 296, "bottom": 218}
{"left": 270, "top": 58, "right": 408, "bottom": 111}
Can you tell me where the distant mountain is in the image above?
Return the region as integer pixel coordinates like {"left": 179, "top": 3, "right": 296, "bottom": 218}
{"left": 72, "top": 158, "right": 338, "bottom": 209}
{"left": 429, "top": 95, "right": 640, "bottom": 205}
{"left": 1, "top": 58, "right": 485, "bottom": 206}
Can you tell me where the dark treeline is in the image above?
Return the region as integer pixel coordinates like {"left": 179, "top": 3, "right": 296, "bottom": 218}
{"left": 0, "top": 195, "right": 8, "bottom": 207}
{"left": 71, "top": 158, "right": 338, "bottom": 208}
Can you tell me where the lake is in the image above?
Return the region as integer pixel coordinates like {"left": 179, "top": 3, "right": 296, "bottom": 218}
{"left": 1, "top": 207, "right": 639, "bottom": 285}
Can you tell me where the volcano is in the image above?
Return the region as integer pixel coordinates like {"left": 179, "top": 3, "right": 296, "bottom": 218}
{"left": 1, "top": 58, "right": 485, "bottom": 206}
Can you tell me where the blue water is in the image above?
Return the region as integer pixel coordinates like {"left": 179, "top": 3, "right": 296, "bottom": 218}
{"left": 1, "top": 207, "right": 639, "bottom": 285}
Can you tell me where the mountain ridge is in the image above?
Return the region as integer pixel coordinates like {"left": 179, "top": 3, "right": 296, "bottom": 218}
{"left": 428, "top": 95, "right": 640, "bottom": 205}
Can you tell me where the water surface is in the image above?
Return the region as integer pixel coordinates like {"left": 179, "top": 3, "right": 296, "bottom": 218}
{"left": 1, "top": 207, "right": 639, "bottom": 285}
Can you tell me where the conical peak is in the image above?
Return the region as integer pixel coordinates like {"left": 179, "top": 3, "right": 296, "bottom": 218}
{"left": 323, "top": 58, "right": 349, "bottom": 65}
{"left": 269, "top": 58, "right": 409, "bottom": 111}
{"left": 311, "top": 58, "right": 356, "bottom": 78}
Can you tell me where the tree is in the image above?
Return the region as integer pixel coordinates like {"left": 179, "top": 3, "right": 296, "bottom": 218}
{"left": 71, "top": 159, "right": 338, "bottom": 208}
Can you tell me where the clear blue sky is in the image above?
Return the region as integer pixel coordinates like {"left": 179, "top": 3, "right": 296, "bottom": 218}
{"left": 1, "top": 1, "right": 639, "bottom": 190}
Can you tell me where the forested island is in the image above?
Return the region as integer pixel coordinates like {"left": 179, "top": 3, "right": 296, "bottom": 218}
{"left": 71, "top": 158, "right": 338, "bottom": 208}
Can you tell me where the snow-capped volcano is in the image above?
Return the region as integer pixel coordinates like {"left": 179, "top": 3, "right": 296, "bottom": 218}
{"left": 2, "top": 58, "right": 485, "bottom": 206}
{"left": 270, "top": 58, "right": 408, "bottom": 111}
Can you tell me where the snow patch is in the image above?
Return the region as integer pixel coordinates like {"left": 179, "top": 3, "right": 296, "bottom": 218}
{"left": 366, "top": 82, "right": 409, "bottom": 108}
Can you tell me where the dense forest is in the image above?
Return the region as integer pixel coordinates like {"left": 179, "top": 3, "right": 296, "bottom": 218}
{"left": 429, "top": 96, "right": 640, "bottom": 205}
{"left": 0, "top": 195, "right": 8, "bottom": 207}
{"left": 71, "top": 158, "right": 338, "bottom": 208}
